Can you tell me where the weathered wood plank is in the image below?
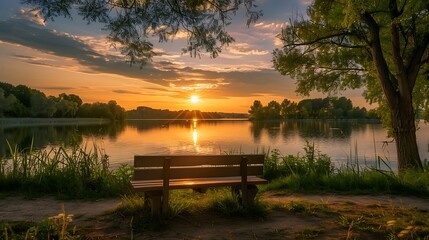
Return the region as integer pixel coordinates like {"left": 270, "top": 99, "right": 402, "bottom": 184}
{"left": 134, "top": 154, "right": 265, "bottom": 167}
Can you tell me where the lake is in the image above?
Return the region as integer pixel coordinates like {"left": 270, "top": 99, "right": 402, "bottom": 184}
{"left": 1, "top": 119, "right": 428, "bottom": 169}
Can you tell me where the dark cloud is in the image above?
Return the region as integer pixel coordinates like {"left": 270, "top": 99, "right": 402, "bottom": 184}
{"left": 0, "top": 18, "right": 174, "bottom": 86}
{"left": 26, "top": 61, "right": 54, "bottom": 67}
{"left": 113, "top": 89, "right": 141, "bottom": 95}
{"left": 13, "top": 54, "right": 34, "bottom": 59}
{"left": 39, "top": 86, "right": 75, "bottom": 91}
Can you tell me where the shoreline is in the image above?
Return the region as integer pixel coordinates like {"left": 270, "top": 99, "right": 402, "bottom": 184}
{"left": 0, "top": 118, "right": 110, "bottom": 128}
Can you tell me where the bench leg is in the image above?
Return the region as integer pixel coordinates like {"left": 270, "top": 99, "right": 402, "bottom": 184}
{"left": 144, "top": 191, "right": 162, "bottom": 217}
{"left": 246, "top": 184, "right": 259, "bottom": 206}
{"left": 231, "top": 184, "right": 259, "bottom": 207}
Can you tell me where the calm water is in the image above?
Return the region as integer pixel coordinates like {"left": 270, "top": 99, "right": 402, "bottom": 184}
{"left": 1, "top": 119, "right": 429, "bottom": 169}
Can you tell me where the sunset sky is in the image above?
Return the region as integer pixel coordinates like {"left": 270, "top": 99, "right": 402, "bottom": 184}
{"left": 0, "top": 0, "right": 369, "bottom": 113}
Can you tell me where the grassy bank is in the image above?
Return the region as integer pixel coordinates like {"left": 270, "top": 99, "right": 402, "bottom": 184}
{"left": 0, "top": 141, "right": 133, "bottom": 199}
{"left": 1, "top": 140, "right": 428, "bottom": 198}
{"left": 0, "top": 118, "right": 110, "bottom": 128}
{"left": 262, "top": 143, "right": 429, "bottom": 197}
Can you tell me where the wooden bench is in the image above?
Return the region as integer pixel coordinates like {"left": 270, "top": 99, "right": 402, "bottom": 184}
{"left": 131, "top": 154, "right": 268, "bottom": 216}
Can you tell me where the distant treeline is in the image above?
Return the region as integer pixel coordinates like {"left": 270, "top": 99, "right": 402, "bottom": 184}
{"left": 249, "top": 97, "right": 379, "bottom": 120}
{"left": 0, "top": 82, "right": 126, "bottom": 121}
{"left": 127, "top": 106, "right": 248, "bottom": 119}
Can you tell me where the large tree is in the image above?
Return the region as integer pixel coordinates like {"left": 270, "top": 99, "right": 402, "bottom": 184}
{"left": 273, "top": 0, "right": 429, "bottom": 171}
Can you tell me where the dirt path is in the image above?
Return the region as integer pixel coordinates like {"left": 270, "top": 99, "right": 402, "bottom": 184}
{"left": 1, "top": 194, "right": 428, "bottom": 239}
{"left": 0, "top": 197, "right": 120, "bottom": 223}
{"left": 1, "top": 194, "right": 427, "bottom": 223}
{"left": 265, "top": 193, "right": 429, "bottom": 210}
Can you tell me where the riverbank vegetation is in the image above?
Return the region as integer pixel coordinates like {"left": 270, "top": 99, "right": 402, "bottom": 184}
{"left": 262, "top": 144, "right": 429, "bottom": 197}
{"left": 1, "top": 141, "right": 428, "bottom": 199}
{"left": 0, "top": 82, "right": 126, "bottom": 121}
{"left": 127, "top": 106, "right": 248, "bottom": 119}
{"left": 0, "top": 141, "right": 133, "bottom": 199}
{"left": 249, "top": 97, "right": 378, "bottom": 120}
{"left": 1, "top": 142, "right": 428, "bottom": 238}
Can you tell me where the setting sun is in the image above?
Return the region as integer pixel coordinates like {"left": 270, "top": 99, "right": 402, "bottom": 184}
{"left": 190, "top": 95, "right": 200, "bottom": 103}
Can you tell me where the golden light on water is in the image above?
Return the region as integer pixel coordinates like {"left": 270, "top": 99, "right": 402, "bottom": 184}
{"left": 192, "top": 119, "right": 198, "bottom": 146}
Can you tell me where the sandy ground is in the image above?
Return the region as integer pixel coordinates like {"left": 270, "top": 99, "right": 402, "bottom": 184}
{"left": 1, "top": 194, "right": 428, "bottom": 239}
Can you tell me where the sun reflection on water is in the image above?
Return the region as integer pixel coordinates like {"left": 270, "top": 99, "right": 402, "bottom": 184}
{"left": 192, "top": 119, "right": 198, "bottom": 146}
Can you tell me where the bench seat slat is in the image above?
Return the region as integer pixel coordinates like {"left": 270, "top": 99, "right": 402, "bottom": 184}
{"left": 131, "top": 176, "right": 268, "bottom": 191}
{"left": 134, "top": 154, "right": 265, "bottom": 167}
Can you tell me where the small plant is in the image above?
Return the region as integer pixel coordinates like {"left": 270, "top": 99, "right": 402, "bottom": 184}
{"left": 1, "top": 207, "right": 79, "bottom": 239}
{"left": 46, "top": 206, "right": 77, "bottom": 239}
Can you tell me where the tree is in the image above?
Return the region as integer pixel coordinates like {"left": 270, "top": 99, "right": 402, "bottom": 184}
{"left": 280, "top": 99, "right": 298, "bottom": 119}
{"left": 0, "top": 89, "right": 18, "bottom": 117}
{"left": 30, "top": 92, "right": 56, "bottom": 117}
{"left": 23, "top": 0, "right": 261, "bottom": 65}
{"left": 248, "top": 100, "right": 264, "bottom": 120}
{"left": 265, "top": 100, "right": 281, "bottom": 119}
{"left": 272, "top": 0, "right": 429, "bottom": 171}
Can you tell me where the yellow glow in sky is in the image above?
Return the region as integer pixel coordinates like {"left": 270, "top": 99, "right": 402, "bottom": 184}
{"left": 190, "top": 95, "right": 200, "bottom": 104}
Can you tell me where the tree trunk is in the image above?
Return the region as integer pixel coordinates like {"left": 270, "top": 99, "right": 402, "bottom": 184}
{"left": 390, "top": 99, "right": 423, "bottom": 171}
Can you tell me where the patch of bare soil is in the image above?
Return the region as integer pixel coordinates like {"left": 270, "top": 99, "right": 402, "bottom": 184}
{"left": 0, "top": 197, "right": 120, "bottom": 224}
{"left": 1, "top": 194, "right": 428, "bottom": 239}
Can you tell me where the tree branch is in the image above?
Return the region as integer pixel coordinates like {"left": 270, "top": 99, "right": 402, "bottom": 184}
{"left": 389, "top": 0, "right": 407, "bottom": 87}
{"left": 281, "top": 31, "right": 356, "bottom": 49}
{"left": 317, "top": 66, "right": 366, "bottom": 72}
{"left": 407, "top": 32, "right": 429, "bottom": 88}
{"left": 361, "top": 11, "right": 398, "bottom": 107}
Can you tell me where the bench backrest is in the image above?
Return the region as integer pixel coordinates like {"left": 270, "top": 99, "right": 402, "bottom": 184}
{"left": 133, "top": 154, "right": 265, "bottom": 181}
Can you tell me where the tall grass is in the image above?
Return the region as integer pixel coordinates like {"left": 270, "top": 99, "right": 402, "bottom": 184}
{"left": 263, "top": 141, "right": 333, "bottom": 181}
{"left": 0, "top": 140, "right": 133, "bottom": 198}
{"left": 262, "top": 142, "right": 429, "bottom": 197}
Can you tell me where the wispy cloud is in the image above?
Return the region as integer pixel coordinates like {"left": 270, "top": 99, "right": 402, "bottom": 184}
{"left": 254, "top": 21, "right": 288, "bottom": 31}
{"left": 226, "top": 43, "right": 269, "bottom": 56}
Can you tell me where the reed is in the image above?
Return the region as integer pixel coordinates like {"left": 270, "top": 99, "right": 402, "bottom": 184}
{"left": 0, "top": 141, "right": 133, "bottom": 198}
{"left": 262, "top": 142, "right": 429, "bottom": 197}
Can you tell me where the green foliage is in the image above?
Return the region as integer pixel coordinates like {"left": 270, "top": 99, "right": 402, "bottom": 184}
{"left": 273, "top": 0, "right": 429, "bottom": 170}
{"left": 262, "top": 144, "right": 429, "bottom": 196}
{"left": 263, "top": 142, "right": 334, "bottom": 181}
{"left": 249, "top": 97, "right": 373, "bottom": 120}
{"left": 127, "top": 106, "right": 247, "bottom": 119}
{"left": 0, "top": 142, "right": 132, "bottom": 198}
{"left": 0, "top": 82, "right": 126, "bottom": 121}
